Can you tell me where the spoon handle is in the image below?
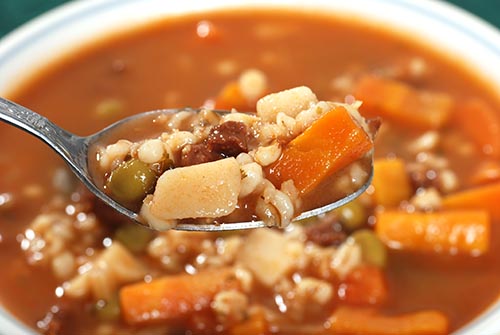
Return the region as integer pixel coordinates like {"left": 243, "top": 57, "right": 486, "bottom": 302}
{"left": 0, "top": 97, "right": 88, "bottom": 175}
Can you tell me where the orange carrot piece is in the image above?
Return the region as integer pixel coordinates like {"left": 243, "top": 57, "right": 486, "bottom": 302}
{"left": 354, "top": 75, "right": 452, "bottom": 129}
{"left": 338, "top": 265, "right": 388, "bottom": 306}
{"left": 327, "top": 306, "right": 449, "bottom": 335}
{"left": 468, "top": 160, "right": 500, "bottom": 186}
{"left": 214, "top": 81, "right": 255, "bottom": 111}
{"left": 452, "top": 99, "right": 500, "bottom": 158}
{"left": 441, "top": 182, "right": 500, "bottom": 221}
{"left": 375, "top": 210, "right": 490, "bottom": 255}
{"left": 229, "top": 309, "right": 269, "bottom": 335}
{"left": 120, "top": 268, "right": 239, "bottom": 325}
{"left": 371, "top": 158, "right": 412, "bottom": 206}
{"left": 267, "top": 106, "right": 373, "bottom": 194}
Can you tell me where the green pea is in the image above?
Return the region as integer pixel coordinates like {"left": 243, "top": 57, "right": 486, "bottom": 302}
{"left": 95, "top": 98, "right": 124, "bottom": 120}
{"left": 114, "top": 223, "right": 154, "bottom": 253}
{"left": 335, "top": 200, "right": 367, "bottom": 231}
{"left": 351, "top": 229, "right": 387, "bottom": 268}
{"left": 94, "top": 296, "right": 120, "bottom": 322}
{"left": 106, "top": 158, "right": 157, "bottom": 206}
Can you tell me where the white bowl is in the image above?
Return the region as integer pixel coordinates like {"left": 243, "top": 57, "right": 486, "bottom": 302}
{"left": 0, "top": 0, "right": 499, "bottom": 334}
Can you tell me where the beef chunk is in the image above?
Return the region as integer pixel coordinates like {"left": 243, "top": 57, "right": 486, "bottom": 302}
{"left": 305, "top": 217, "right": 347, "bottom": 247}
{"left": 180, "top": 121, "right": 250, "bottom": 167}
{"left": 206, "top": 121, "right": 250, "bottom": 157}
{"left": 180, "top": 143, "right": 221, "bottom": 167}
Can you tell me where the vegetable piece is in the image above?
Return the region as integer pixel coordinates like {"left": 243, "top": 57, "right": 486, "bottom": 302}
{"left": 214, "top": 69, "right": 268, "bottom": 111}
{"left": 106, "top": 158, "right": 157, "bottom": 205}
{"left": 468, "top": 160, "right": 500, "bottom": 186}
{"left": 120, "top": 267, "right": 240, "bottom": 325}
{"left": 354, "top": 75, "right": 452, "bottom": 129}
{"left": 148, "top": 157, "right": 241, "bottom": 220}
{"left": 64, "top": 242, "right": 147, "bottom": 300}
{"left": 350, "top": 230, "right": 387, "bottom": 267}
{"left": 371, "top": 158, "right": 412, "bottom": 207}
{"left": 229, "top": 308, "right": 268, "bottom": 335}
{"left": 375, "top": 210, "right": 490, "bottom": 255}
{"left": 236, "top": 229, "right": 299, "bottom": 287}
{"left": 267, "top": 106, "right": 373, "bottom": 194}
{"left": 327, "top": 306, "right": 449, "bottom": 335}
{"left": 441, "top": 182, "right": 500, "bottom": 221}
{"left": 114, "top": 223, "right": 155, "bottom": 253}
{"left": 94, "top": 295, "right": 121, "bottom": 321}
{"left": 337, "top": 265, "right": 388, "bottom": 305}
{"left": 95, "top": 98, "right": 124, "bottom": 120}
{"left": 452, "top": 98, "right": 500, "bottom": 157}
{"left": 214, "top": 81, "right": 254, "bottom": 111}
{"left": 335, "top": 200, "right": 367, "bottom": 230}
{"left": 256, "top": 86, "right": 318, "bottom": 122}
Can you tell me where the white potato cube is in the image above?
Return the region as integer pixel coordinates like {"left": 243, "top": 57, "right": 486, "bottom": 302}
{"left": 256, "top": 86, "right": 318, "bottom": 122}
{"left": 237, "top": 229, "right": 296, "bottom": 287}
{"left": 149, "top": 158, "right": 241, "bottom": 220}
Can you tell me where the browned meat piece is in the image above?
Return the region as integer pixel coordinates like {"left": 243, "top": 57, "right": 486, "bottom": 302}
{"left": 180, "top": 143, "right": 220, "bottom": 167}
{"left": 206, "top": 121, "right": 250, "bottom": 157}
{"left": 304, "top": 217, "right": 347, "bottom": 247}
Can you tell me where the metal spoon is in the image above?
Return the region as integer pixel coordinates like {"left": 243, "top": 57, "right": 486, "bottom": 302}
{"left": 0, "top": 97, "right": 373, "bottom": 231}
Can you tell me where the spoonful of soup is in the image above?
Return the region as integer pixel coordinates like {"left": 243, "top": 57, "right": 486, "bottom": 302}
{"left": 0, "top": 86, "right": 376, "bottom": 231}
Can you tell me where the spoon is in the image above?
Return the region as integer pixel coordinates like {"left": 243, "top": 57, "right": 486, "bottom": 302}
{"left": 0, "top": 97, "right": 373, "bottom": 231}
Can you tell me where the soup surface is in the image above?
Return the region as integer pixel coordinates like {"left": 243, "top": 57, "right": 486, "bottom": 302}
{"left": 1, "top": 8, "right": 500, "bottom": 335}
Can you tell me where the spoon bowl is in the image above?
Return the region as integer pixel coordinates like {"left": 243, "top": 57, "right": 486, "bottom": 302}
{"left": 0, "top": 96, "right": 373, "bottom": 231}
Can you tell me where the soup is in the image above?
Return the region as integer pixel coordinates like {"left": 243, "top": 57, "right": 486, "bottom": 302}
{"left": 90, "top": 85, "right": 374, "bottom": 230}
{"left": 1, "top": 8, "right": 500, "bottom": 335}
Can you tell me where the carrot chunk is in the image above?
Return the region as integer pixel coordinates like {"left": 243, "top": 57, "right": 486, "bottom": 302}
{"left": 375, "top": 210, "right": 490, "bottom": 255}
{"left": 229, "top": 309, "right": 268, "bottom": 335}
{"left": 452, "top": 98, "right": 500, "bottom": 157}
{"left": 213, "top": 81, "right": 262, "bottom": 112}
{"left": 371, "top": 158, "right": 412, "bottom": 206}
{"left": 354, "top": 75, "right": 452, "bottom": 129}
{"left": 468, "top": 160, "right": 500, "bottom": 186}
{"left": 327, "top": 306, "right": 449, "bottom": 335}
{"left": 120, "top": 268, "right": 239, "bottom": 325}
{"left": 441, "top": 182, "right": 500, "bottom": 221}
{"left": 267, "top": 106, "right": 373, "bottom": 194}
{"left": 337, "top": 265, "right": 388, "bottom": 306}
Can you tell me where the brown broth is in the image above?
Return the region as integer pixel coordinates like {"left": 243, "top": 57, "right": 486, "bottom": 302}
{"left": 1, "top": 8, "right": 500, "bottom": 333}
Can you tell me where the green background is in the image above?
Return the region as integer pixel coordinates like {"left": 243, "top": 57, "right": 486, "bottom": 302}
{"left": 0, "top": 0, "right": 499, "bottom": 38}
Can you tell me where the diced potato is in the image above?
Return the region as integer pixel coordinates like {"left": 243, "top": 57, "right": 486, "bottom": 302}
{"left": 236, "top": 229, "right": 298, "bottom": 287}
{"left": 256, "top": 86, "right": 318, "bottom": 122}
{"left": 149, "top": 158, "right": 241, "bottom": 219}
{"left": 64, "top": 242, "right": 147, "bottom": 300}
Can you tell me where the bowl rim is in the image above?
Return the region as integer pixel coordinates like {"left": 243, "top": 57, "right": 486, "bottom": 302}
{"left": 0, "top": 0, "right": 499, "bottom": 334}
{"left": 1, "top": 0, "right": 500, "bottom": 95}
